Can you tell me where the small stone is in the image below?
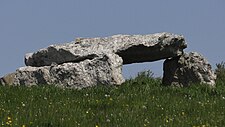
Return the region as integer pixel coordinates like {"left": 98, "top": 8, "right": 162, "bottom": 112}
{"left": 0, "top": 73, "right": 15, "bottom": 85}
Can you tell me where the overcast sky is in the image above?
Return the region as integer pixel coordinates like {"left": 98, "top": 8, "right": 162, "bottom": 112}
{"left": 0, "top": 0, "right": 225, "bottom": 78}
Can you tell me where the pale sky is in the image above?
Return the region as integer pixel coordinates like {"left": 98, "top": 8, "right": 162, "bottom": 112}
{"left": 0, "top": 0, "right": 225, "bottom": 78}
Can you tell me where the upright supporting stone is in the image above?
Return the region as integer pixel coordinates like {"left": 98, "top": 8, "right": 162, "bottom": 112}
{"left": 162, "top": 52, "right": 216, "bottom": 87}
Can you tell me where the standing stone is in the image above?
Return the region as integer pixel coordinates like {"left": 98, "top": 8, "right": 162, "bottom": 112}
{"left": 162, "top": 52, "right": 216, "bottom": 87}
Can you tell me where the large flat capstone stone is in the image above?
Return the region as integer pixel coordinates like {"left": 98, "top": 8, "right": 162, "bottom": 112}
{"left": 25, "top": 32, "right": 187, "bottom": 66}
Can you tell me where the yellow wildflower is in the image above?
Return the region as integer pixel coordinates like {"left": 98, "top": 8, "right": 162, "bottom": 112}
{"left": 6, "top": 116, "right": 12, "bottom": 125}
{"left": 166, "top": 119, "right": 169, "bottom": 123}
{"left": 7, "top": 116, "right": 11, "bottom": 120}
{"left": 181, "top": 112, "right": 185, "bottom": 115}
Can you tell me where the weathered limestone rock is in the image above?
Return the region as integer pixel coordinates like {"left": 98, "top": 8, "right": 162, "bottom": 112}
{"left": 162, "top": 52, "right": 216, "bottom": 87}
{"left": 25, "top": 32, "right": 187, "bottom": 66}
{"left": 0, "top": 73, "right": 16, "bottom": 86}
{"left": 6, "top": 53, "right": 124, "bottom": 89}
{"left": 1, "top": 32, "right": 189, "bottom": 89}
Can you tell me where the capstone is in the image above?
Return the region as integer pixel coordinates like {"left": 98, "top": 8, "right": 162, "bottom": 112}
{"left": 25, "top": 32, "right": 186, "bottom": 66}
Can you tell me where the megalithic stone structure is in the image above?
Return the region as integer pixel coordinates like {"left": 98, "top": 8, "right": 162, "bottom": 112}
{"left": 0, "top": 32, "right": 216, "bottom": 89}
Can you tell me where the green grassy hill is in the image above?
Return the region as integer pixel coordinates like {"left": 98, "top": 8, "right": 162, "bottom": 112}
{"left": 0, "top": 70, "right": 225, "bottom": 127}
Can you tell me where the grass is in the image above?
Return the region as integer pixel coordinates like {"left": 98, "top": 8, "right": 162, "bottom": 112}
{"left": 0, "top": 72, "right": 225, "bottom": 127}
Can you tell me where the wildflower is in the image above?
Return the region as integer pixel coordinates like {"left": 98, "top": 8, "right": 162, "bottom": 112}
{"left": 22, "top": 125, "right": 26, "bottom": 127}
{"left": 181, "top": 112, "right": 185, "bottom": 115}
{"left": 6, "top": 121, "right": 12, "bottom": 125}
{"left": 192, "top": 125, "right": 206, "bottom": 127}
{"left": 96, "top": 125, "right": 99, "bottom": 127}
{"left": 109, "top": 98, "right": 113, "bottom": 101}
{"left": 144, "top": 118, "right": 150, "bottom": 124}
{"left": 21, "top": 102, "right": 25, "bottom": 107}
{"left": 6, "top": 122, "right": 11, "bottom": 125}
{"left": 106, "top": 119, "right": 110, "bottom": 122}
{"left": 166, "top": 119, "right": 169, "bottom": 123}
{"left": 7, "top": 116, "right": 11, "bottom": 120}
{"left": 6, "top": 116, "right": 12, "bottom": 125}
{"left": 142, "top": 105, "right": 147, "bottom": 109}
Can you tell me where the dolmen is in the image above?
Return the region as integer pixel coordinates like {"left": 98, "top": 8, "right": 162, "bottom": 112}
{"left": 0, "top": 32, "right": 216, "bottom": 89}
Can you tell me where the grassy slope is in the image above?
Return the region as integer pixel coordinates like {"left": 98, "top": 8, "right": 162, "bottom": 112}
{"left": 0, "top": 75, "right": 225, "bottom": 127}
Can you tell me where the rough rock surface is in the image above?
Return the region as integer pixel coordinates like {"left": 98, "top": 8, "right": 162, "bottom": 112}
{"left": 25, "top": 32, "right": 187, "bottom": 66}
{"left": 3, "top": 32, "right": 216, "bottom": 89}
{"left": 0, "top": 73, "right": 15, "bottom": 86}
{"left": 162, "top": 52, "right": 216, "bottom": 87}
{"left": 2, "top": 53, "right": 124, "bottom": 89}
